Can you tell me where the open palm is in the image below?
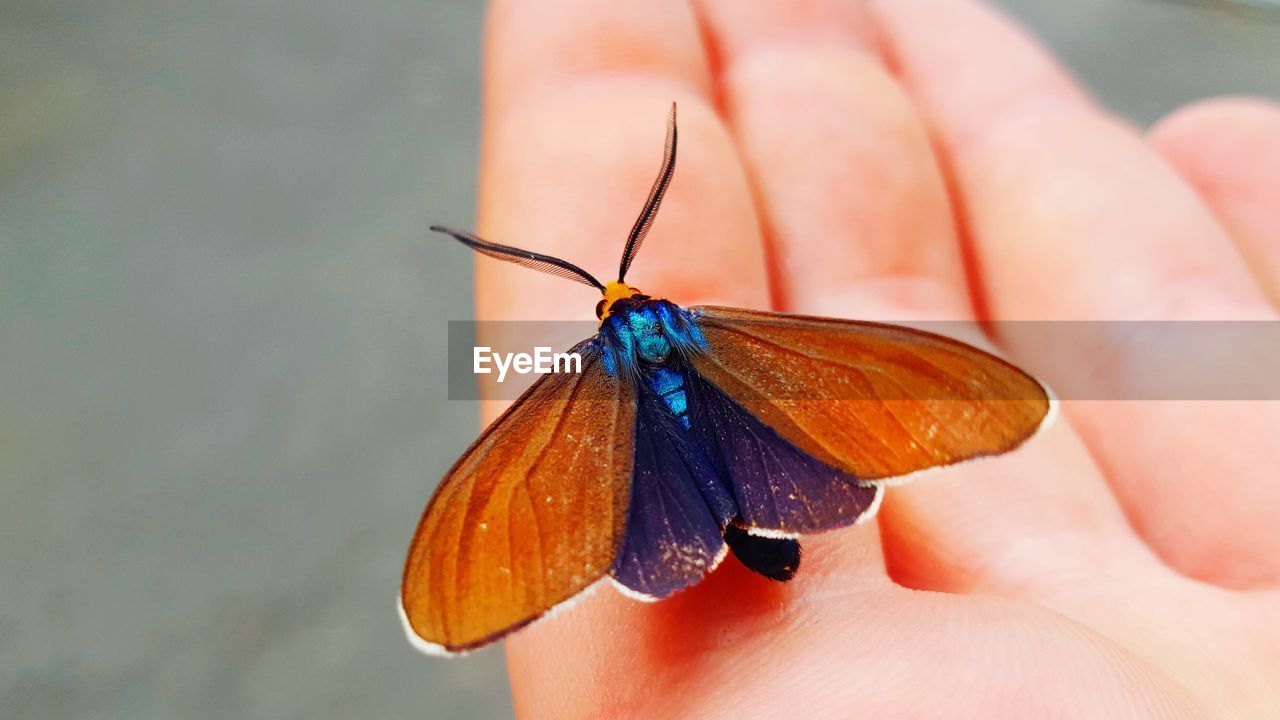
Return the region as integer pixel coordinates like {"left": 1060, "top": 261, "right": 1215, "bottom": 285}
{"left": 462, "top": 0, "right": 1280, "bottom": 717}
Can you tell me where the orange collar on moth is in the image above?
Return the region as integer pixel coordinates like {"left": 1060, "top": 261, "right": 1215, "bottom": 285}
{"left": 598, "top": 281, "right": 640, "bottom": 323}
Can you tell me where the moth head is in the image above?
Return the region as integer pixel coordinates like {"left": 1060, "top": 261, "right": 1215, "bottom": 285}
{"left": 595, "top": 281, "right": 646, "bottom": 321}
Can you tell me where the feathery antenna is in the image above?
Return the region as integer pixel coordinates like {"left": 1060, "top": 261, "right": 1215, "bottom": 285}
{"left": 617, "top": 103, "right": 677, "bottom": 283}
{"left": 430, "top": 226, "right": 606, "bottom": 292}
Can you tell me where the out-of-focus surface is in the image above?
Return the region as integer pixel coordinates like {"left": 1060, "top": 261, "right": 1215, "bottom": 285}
{"left": 1, "top": 1, "right": 1277, "bottom": 718}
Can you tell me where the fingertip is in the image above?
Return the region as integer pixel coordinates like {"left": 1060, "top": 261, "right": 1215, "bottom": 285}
{"left": 867, "top": 0, "right": 1092, "bottom": 152}
{"left": 1149, "top": 95, "right": 1280, "bottom": 197}
{"left": 1149, "top": 95, "right": 1280, "bottom": 310}
{"left": 485, "top": 0, "right": 711, "bottom": 115}
{"left": 1151, "top": 95, "right": 1280, "bottom": 136}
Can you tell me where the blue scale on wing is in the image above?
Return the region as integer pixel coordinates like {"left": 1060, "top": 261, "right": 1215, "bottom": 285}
{"left": 681, "top": 366, "right": 880, "bottom": 535}
{"left": 610, "top": 375, "right": 737, "bottom": 599}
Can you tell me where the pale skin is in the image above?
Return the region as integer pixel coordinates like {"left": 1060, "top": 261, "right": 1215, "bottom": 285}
{"left": 462, "top": 0, "right": 1280, "bottom": 717}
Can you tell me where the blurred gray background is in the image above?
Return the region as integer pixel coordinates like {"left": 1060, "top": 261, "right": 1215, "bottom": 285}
{"left": 2, "top": 1, "right": 1278, "bottom": 719}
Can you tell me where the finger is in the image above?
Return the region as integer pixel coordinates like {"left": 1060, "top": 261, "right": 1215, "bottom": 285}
{"left": 1150, "top": 97, "right": 1280, "bottom": 306}
{"left": 694, "top": 0, "right": 1147, "bottom": 601}
{"left": 870, "top": 0, "right": 1280, "bottom": 588}
{"left": 693, "top": 0, "right": 969, "bottom": 317}
{"left": 478, "top": 3, "right": 766, "bottom": 325}
{"left": 477, "top": 0, "right": 879, "bottom": 714}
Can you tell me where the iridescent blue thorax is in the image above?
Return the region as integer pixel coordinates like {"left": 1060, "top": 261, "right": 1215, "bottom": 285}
{"left": 596, "top": 299, "right": 706, "bottom": 379}
{"left": 597, "top": 299, "right": 704, "bottom": 428}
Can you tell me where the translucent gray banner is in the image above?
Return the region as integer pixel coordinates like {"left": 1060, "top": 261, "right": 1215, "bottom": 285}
{"left": 447, "top": 320, "right": 1280, "bottom": 401}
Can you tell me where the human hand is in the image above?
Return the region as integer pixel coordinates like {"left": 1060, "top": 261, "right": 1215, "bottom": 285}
{"left": 465, "top": 0, "right": 1280, "bottom": 717}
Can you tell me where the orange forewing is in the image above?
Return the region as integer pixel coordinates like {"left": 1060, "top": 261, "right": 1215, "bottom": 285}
{"left": 400, "top": 344, "right": 634, "bottom": 654}
{"left": 688, "top": 306, "right": 1051, "bottom": 482}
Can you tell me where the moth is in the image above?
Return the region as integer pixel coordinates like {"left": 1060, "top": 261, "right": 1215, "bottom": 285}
{"left": 401, "top": 105, "right": 1053, "bottom": 655}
